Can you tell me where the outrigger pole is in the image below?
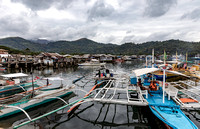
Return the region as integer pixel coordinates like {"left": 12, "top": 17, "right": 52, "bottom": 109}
{"left": 13, "top": 95, "right": 92, "bottom": 129}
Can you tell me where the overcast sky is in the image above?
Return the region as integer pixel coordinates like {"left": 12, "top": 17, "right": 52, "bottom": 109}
{"left": 0, "top": 0, "right": 200, "bottom": 44}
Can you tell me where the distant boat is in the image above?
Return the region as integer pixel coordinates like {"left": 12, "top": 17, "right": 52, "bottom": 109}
{"left": 0, "top": 73, "right": 39, "bottom": 97}
{"left": 192, "top": 57, "right": 200, "bottom": 60}
{"left": 78, "top": 59, "right": 106, "bottom": 66}
{"left": 0, "top": 64, "right": 6, "bottom": 71}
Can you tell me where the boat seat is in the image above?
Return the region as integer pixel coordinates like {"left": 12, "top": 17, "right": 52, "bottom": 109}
{"left": 165, "top": 86, "right": 178, "bottom": 100}
{"left": 141, "top": 89, "right": 148, "bottom": 99}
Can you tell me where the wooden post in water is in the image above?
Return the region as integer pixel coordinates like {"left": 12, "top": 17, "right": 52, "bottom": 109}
{"left": 30, "top": 71, "right": 34, "bottom": 98}
{"left": 8, "top": 55, "right": 11, "bottom": 68}
{"left": 60, "top": 62, "right": 63, "bottom": 68}
{"left": 15, "top": 63, "right": 19, "bottom": 69}
{"left": 56, "top": 63, "right": 58, "bottom": 68}
{"left": 25, "top": 55, "right": 28, "bottom": 68}
{"left": 15, "top": 54, "right": 19, "bottom": 68}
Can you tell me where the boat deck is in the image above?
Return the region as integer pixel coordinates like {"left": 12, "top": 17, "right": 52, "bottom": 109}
{"left": 89, "top": 78, "right": 148, "bottom": 106}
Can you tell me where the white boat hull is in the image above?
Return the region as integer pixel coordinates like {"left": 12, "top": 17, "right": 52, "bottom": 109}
{"left": 78, "top": 63, "right": 106, "bottom": 66}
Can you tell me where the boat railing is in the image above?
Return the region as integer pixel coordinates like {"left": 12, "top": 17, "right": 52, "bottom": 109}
{"left": 137, "top": 86, "right": 148, "bottom": 101}
{"left": 93, "top": 80, "right": 113, "bottom": 99}
{"left": 179, "top": 80, "right": 200, "bottom": 91}
{"left": 168, "top": 82, "right": 200, "bottom": 108}
{"left": 170, "top": 82, "right": 200, "bottom": 98}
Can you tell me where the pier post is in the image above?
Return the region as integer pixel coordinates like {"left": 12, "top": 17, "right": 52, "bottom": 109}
{"left": 15, "top": 63, "right": 19, "bottom": 68}
{"left": 25, "top": 55, "right": 28, "bottom": 68}
{"left": 60, "top": 62, "right": 63, "bottom": 68}
{"left": 8, "top": 55, "right": 11, "bottom": 68}
{"left": 56, "top": 63, "right": 58, "bottom": 68}
{"left": 65, "top": 62, "right": 68, "bottom": 67}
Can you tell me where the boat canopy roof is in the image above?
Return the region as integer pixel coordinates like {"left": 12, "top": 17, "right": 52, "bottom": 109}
{"left": 133, "top": 68, "right": 159, "bottom": 77}
{"left": 1, "top": 73, "right": 28, "bottom": 78}
{"left": 43, "top": 77, "right": 64, "bottom": 81}
{"left": 133, "top": 67, "right": 189, "bottom": 78}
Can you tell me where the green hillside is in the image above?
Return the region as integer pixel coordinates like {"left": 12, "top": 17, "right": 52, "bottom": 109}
{"left": 0, "top": 37, "right": 199, "bottom": 56}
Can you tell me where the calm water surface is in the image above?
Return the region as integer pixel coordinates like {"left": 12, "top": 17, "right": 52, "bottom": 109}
{"left": 1, "top": 60, "right": 200, "bottom": 129}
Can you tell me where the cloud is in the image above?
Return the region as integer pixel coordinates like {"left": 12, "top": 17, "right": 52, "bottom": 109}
{"left": 11, "top": 0, "right": 73, "bottom": 11}
{"left": 87, "top": 1, "right": 115, "bottom": 21}
{"left": 146, "top": 32, "right": 171, "bottom": 41}
{"left": 0, "top": 0, "right": 199, "bottom": 44}
{"left": 26, "top": 20, "right": 99, "bottom": 41}
{"left": 121, "top": 35, "right": 135, "bottom": 43}
{"left": 0, "top": 15, "right": 29, "bottom": 36}
{"left": 144, "top": 0, "right": 177, "bottom": 17}
{"left": 181, "top": 8, "right": 200, "bottom": 21}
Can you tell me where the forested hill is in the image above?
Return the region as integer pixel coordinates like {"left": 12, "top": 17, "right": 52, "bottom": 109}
{"left": 0, "top": 37, "right": 199, "bottom": 56}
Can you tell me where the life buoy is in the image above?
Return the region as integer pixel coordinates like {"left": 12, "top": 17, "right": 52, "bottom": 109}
{"left": 159, "top": 64, "right": 172, "bottom": 70}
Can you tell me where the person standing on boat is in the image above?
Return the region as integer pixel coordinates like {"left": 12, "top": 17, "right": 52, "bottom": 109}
{"left": 137, "top": 78, "right": 153, "bottom": 96}
{"left": 46, "top": 79, "right": 49, "bottom": 86}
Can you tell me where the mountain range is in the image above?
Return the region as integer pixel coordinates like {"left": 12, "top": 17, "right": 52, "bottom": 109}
{"left": 0, "top": 37, "right": 199, "bottom": 56}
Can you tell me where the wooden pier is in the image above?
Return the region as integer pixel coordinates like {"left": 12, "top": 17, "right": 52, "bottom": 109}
{"left": 0, "top": 54, "right": 79, "bottom": 69}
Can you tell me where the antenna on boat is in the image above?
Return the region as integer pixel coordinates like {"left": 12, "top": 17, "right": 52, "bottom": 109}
{"left": 186, "top": 52, "right": 188, "bottom": 65}
{"left": 176, "top": 51, "right": 178, "bottom": 64}
{"left": 163, "top": 49, "right": 166, "bottom": 65}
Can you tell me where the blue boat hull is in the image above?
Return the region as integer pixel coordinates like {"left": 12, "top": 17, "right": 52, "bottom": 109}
{"left": 153, "top": 74, "right": 177, "bottom": 81}
{"left": 145, "top": 89, "right": 197, "bottom": 129}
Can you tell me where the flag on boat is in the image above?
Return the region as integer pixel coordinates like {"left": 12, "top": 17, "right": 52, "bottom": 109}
{"left": 34, "top": 76, "right": 40, "bottom": 81}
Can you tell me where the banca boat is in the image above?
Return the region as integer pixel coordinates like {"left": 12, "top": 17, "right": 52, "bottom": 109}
{"left": 78, "top": 59, "right": 106, "bottom": 66}
{"left": 0, "top": 73, "right": 39, "bottom": 97}
{"left": 0, "top": 85, "right": 74, "bottom": 119}
{"left": 132, "top": 67, "right": 198, "bottom": 129}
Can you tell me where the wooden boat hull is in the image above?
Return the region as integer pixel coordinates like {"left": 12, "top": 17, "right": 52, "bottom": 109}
{"left": 0, "top": 87, "right": 73, "bottom": 119}
{"left": 153, "top": 71, "right": 178, "bottom": 80}
{"left": 145, "top": 90, "right": 197, "bottom": 129}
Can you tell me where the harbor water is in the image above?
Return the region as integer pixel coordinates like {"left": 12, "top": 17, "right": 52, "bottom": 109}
{"left": 0, "top": 60, "right": 200, "bottom": 129}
